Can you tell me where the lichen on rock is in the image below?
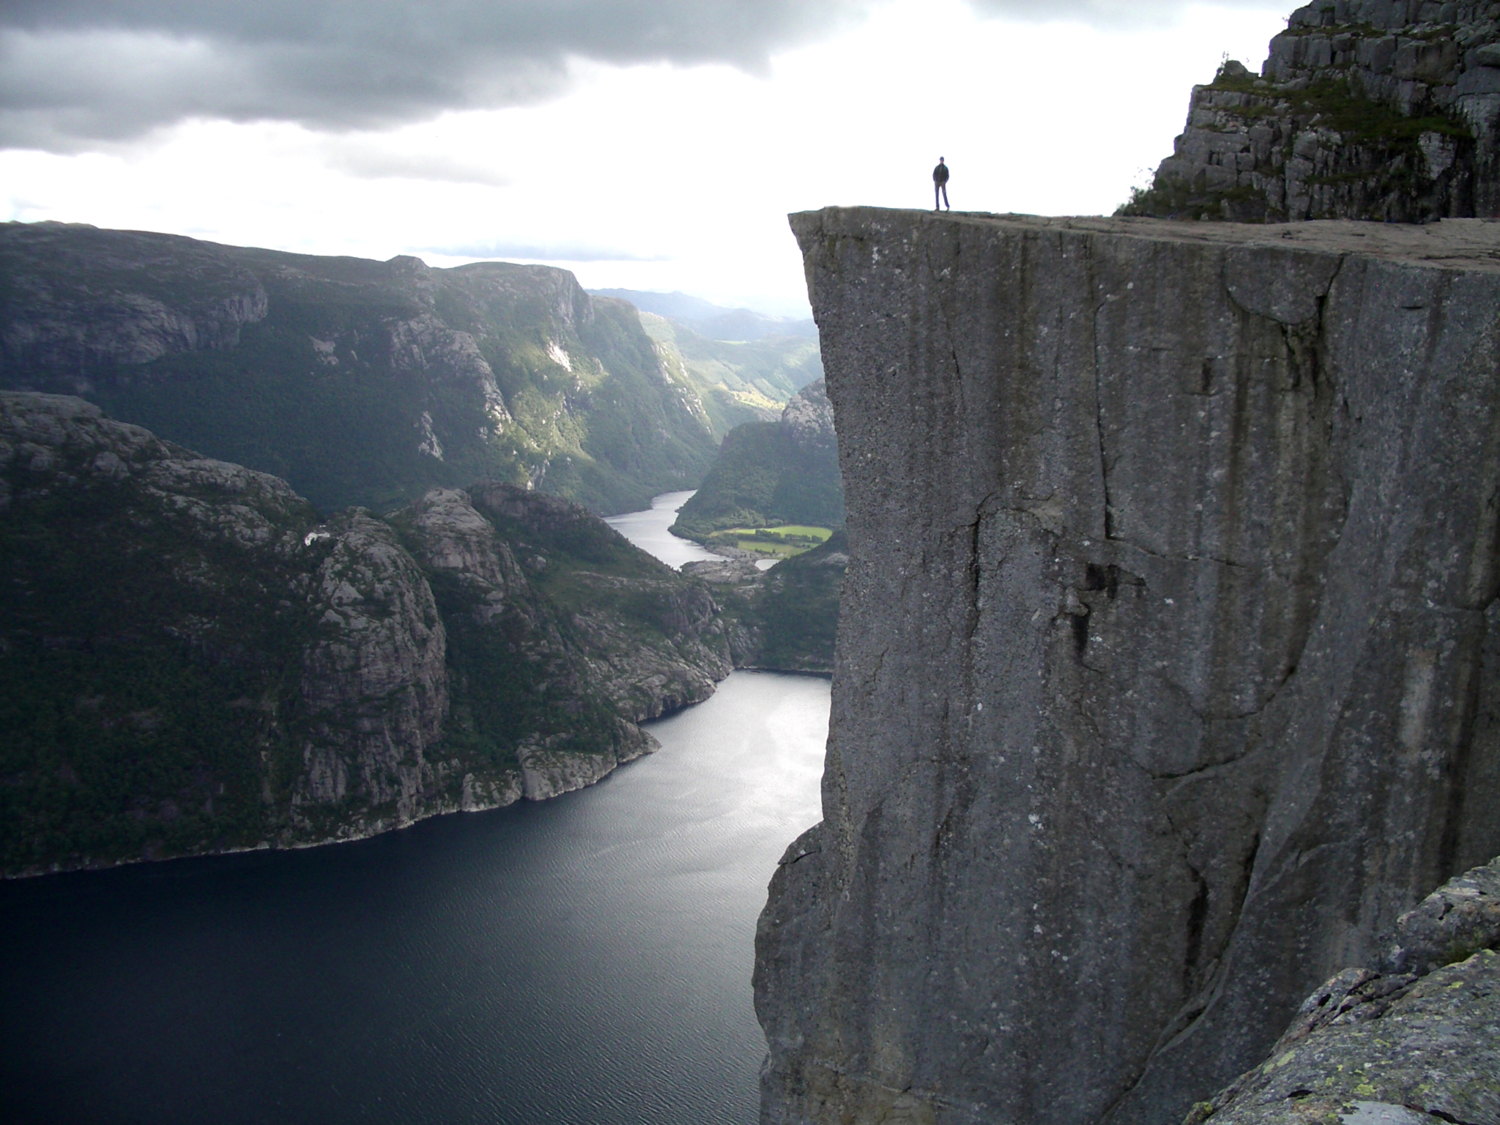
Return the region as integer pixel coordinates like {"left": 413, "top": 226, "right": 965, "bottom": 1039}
{"left": 1184, "top": 856, "right": 1500, "bottom": 1125}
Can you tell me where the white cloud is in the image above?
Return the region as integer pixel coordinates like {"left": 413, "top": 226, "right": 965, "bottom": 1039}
{"left": 966, "top": 0, "right": 1287, "bottom": 27}
{"left": 1, "top": 0, "right": 1291, "bottom": 316}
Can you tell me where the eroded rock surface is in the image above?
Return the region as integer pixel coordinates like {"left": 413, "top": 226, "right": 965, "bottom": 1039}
{"left": 1186, "top": 856, "right": 1500, "bottom": 1125}
{"left": 756, "top": 209, "right": 1500, "bottom": 1125}
{"left": 0, "top": 393, "right": 734, "bottom": 875}
{"left": 1131, "top": 0, "right": 1500, "bottom": 221}
{"left": 294, "top": 510, "right": 450, "bottom": 836}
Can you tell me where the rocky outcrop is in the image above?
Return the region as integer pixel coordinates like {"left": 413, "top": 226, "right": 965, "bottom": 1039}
{"left": 778, "top": 378, "right": 838, "bottom": 457}
{"left": 0, "top": 221, "right": 718, "bottom": 515}
{"left": 0, "top": 224, "right": 268, "bottom": 375}
{"left": 517, "top": 736, "right": 646, "bottom": 801}
{"left": 293, "top": 511, "right": 450, "bottom": 835}
{"left": 465, "top": 482, "right": 734, "bottom": 721}
{"left": 0, "top": 392, "right": 734, "bottom": 876}
{"left": 1185, "top": 856, "right": 1500, "bottom": 1125}
{"left": 1127, "top": 0, "right": 1500, "bottom": 222}
{"left": 756, "top": 209, "right": 1500, "bottom": 1125}
{"left": 671, "top": 378, "right": 845, "bottom": 541}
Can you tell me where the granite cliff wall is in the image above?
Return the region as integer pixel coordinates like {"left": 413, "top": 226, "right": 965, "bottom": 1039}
{"left": 1129, "top": 0, "right": 1500, "bottom": 221}
{"left": 755, "top": 208, "right": 1500, "bottom": 1125}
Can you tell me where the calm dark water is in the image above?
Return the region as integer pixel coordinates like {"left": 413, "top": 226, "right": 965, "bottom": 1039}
{"left": 0, "top": 493, "right": 831, "bottom": 1125}
{"left": 0, "top": 672, "right": 829, "bottom": 1125}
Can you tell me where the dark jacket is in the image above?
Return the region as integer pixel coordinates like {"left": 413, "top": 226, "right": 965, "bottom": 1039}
{"left": 933, "top": 162, "right": 949, "bottom": 185}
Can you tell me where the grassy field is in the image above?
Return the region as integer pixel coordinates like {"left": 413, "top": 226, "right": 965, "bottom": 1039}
{"left": 708, "top": 525, "right": 832, "bottom": 558}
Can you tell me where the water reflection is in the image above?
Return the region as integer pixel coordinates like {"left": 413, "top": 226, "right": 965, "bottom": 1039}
{"left": 0, "top": 678, "right": 828, "bottom": 1125}
{"left": 0, "top": 491, "right": 831, "bottom": 1125}
{"left": 604, "top": 490, "right": 724, "bottom": 570}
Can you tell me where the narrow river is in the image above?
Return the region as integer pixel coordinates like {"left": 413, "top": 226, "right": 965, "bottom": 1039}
{"left": 0, "top": 493, "right": 830, "bottom": 1125}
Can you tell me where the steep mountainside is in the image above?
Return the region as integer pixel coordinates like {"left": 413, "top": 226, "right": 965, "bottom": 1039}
{"left": 0, "top": 222, "right": 718, "bottom": 515}
{"left": 1, "top": 392, "right": 732, "bottom": 877}
{"left": 756, "top": 208, "right": 1500, "bottom": 1125}
{"left": 1125, "top": 0, "right": 1500, "bottom": 221}
{"left": 686, "top": 530, "right": 849, "bottom": 675}
{"left": 636, "top": 311, "right": 825, "bottom": 436}
{"left": 670, "top": 379, "right": 843, "bottom": 541}
{"left": 588, "top": 288, "right": 817, "bottom": 341}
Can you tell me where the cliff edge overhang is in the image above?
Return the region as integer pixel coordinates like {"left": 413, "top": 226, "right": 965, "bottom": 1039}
{"left": 756, "top": 207, "right": 1500, "bottom": 1125}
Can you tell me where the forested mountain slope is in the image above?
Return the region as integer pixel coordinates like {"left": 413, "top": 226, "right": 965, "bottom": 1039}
{"left": 0, "top": 392, "right": 734, "bottom": 876}
{"left": 671, "top": 378, "right": 842, "bottom": 541}
{"left": 0, "top": 222, "right": 718, "bottom": 515}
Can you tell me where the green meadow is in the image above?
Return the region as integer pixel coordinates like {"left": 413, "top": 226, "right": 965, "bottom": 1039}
{"left": 707, "top": 525, "right": 833, "bottom": 559}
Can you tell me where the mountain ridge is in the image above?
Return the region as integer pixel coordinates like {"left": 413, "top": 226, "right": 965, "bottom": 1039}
{"left": 1, "top": 221, "right": 719, "bottom": 517}
{"left": 0, "top": 390, "right": 734, "bottom": 877}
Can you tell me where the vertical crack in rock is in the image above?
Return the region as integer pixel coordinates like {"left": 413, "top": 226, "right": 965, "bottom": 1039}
{"left": 1086, "top": 238, "right": 1118, "bottom": 543}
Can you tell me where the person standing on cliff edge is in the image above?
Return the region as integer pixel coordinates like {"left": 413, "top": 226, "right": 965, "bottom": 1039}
{"left": 933, "top": 157, "right": 950, "bottom": 211}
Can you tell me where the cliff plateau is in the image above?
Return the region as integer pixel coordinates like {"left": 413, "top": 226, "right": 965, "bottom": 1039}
{"left": 755, "top": 209, "right": 1500, "bottom": 1125}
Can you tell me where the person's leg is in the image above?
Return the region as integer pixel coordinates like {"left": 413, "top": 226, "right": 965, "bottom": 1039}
{"left": 935, "top": 183, "right": 941, "bottom": 211}
{"left": 940, "top": 184, "right": 949, "bottom": 210}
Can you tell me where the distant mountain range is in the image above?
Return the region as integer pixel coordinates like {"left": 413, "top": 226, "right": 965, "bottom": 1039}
{"left": 587, "top": 289, "right": 817, "bottom": 342}
{"left": 0, "top": 222, "right": 725, "bottom": 516}
{"left": 590, "top": 289, "right": 824, "bottom": 436}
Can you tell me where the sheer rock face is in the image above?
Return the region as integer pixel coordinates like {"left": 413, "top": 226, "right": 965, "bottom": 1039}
{"left": 294, "top": 510, "right": 450, "bottom": 832}
{"left": 0, "top": 393, "right": 732, "bottom": 875}
{"left": 0, "top": 224, "right": 269, "bottom": 373}
{"left": 755, "top": 208, "right": 1500, "bottom": 1125}
{"left": 1134, "top": 0, "right": 1500, "bottom": 221}
{"left": 780, "top": 379, "right": 837, "bottom": 456}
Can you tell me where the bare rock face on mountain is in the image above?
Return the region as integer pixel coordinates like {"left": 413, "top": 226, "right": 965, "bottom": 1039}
{"left": 0, "top": 224, "right": 269, "bottom": 371}
{"left": 779, "top": 378, "right": 837, "bottom": 456}
{"left": 0, "top": 221, "right": 718, "bottom": 516}
{"left": 755, "top": 208, "right": 1500, "bottom": 1125}
{"left": 293, "top": 511, "right": 451, "bottom": 836}
{"left": 0, "top": 392, "right": 732, "bottom": 876}
{"left": 1128, "top": 0, "right": 1500, "bottom": 222}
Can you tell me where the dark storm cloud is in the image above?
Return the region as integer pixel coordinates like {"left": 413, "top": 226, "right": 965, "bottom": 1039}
{"left": 0, "top": 0, "right": 870, "bottom": 150}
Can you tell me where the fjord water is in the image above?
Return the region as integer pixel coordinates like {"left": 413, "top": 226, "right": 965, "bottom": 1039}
{"left": 0, "top": 496, "right": 830, "bottom": 1125}
{"left": 603, "top": 489, "right": 724, "bottom": 569}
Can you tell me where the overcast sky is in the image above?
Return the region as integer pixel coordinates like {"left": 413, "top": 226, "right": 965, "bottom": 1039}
{"left": 1, "top": 0, "right": 1289, "bottom": 316}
